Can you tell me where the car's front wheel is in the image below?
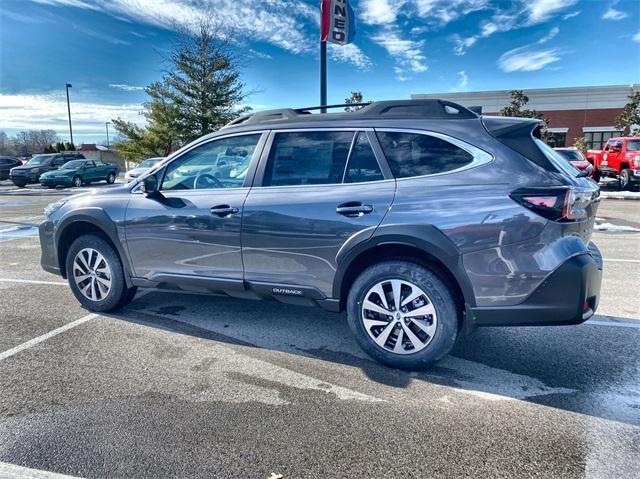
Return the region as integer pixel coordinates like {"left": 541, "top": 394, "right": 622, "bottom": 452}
{"left": 72, "top": 175, "right": 83, "bottom": 188}
{"left": 12, "top": 181, "right": 26, "bottom": 188}
{"left": 346, "top": 260, "right": 459, "bottom": 370}
{"left": 619, "top": 169, "right": 631, "bottom": 190}
{"left": 66, "top": 234, "right": 137, "bottom": 312}
{"left": 106, "top": 172, "right": 116, "bottom": 184}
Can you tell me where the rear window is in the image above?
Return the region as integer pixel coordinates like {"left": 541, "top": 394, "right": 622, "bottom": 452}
{"left": 536, "top": 140, "right": 581, "bottom": 177}
{"left": 376, "top": 131, "right": 473, "bottom": 178}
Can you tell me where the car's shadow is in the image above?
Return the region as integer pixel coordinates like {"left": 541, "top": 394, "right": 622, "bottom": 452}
{"left": 106, "top": 289, "right": 640, "bottom": 427}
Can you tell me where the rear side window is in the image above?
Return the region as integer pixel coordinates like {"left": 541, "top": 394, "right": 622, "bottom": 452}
{"left": 345, "top": 133, "right": 384, "bottom": 183}
{"left": 376, "top": 131, "right": 473, "bottom": 178}
{"left": 264, "top": 131, "right": 353, "bottom": 186}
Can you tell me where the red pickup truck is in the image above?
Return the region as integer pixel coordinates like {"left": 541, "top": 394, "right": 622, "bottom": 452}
{"left": 587, "top": 136, "right": 640, "bottom": 190}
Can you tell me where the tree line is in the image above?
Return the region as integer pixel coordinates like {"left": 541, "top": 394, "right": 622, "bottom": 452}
{"left": 0, "top": 130, "right": 75, "bottom": 157}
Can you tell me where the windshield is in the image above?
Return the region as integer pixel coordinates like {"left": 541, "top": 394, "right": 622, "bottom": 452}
{"left": 555, "top": 150, "right": 584, "bottom": 162}
{"left": 536, "top": 140, "right": 582, "bottom": 176}
{"left": 626, "top": 139, "right": 640, "bottom": 151}
{"left": 139, "top": 158, "right": 161, "bottom": 168}
{"left": 60, "top": 160, "right": 85, "bottom": 169}
{"left": 27, "top": 155, "right": 55, "bottom": 166}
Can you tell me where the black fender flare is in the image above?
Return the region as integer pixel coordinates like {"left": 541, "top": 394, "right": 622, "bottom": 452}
{"left": 55, "top": 208, "right": 134, "bottom": 287}
{"left": 333, "top": 224, "right": 476, "bottom": 307}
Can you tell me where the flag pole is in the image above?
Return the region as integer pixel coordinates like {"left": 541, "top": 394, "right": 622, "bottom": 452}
{"left": 320, "top": 40, "right": 327, "bottom": 113}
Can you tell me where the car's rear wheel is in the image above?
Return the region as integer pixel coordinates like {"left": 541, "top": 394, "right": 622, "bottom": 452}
{"left": 66, "top": 234, "right": 137, "bottom": 312}
{"left": 73, "top": 176, "right": 83, "bottom": 188}
{"left": 346, "top": 260, "right": 459, "bottom": 369}
{"left": 106, "top": 172, "right": 116, "bottom": 184}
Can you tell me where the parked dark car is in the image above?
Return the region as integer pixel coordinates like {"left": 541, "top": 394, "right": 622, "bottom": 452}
{"left": 0, "top": 156, "right": 22, "bottom": 180}
{"left": 39, "top": 100, "right": 602, "bottom": 369}
{"left": 9, "top": 153, "right": 85, "bottom": 187}
{"left": 39, "top": 159, "right": 119, "bottom": 188}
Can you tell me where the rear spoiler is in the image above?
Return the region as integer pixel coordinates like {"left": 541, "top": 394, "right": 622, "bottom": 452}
{"left": 482, "top": 116, "right": 554, "bottom": 171}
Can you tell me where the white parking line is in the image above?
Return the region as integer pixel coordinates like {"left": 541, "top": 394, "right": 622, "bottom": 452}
{"left": 0, "top": 278, "right": 67, "bottom": 286}
{"left": 0, "top": 461, "right": 84, "bottom": 479}
{"left": 585, "top": 320, "right": 640, "bottom": 329}
{"left": 0, "top": 313, "right": 97, "bottom": 362}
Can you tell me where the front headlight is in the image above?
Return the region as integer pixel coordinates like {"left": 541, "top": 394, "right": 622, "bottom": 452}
{"left": 44, "top": 198, "right": 69, "bottom": 216}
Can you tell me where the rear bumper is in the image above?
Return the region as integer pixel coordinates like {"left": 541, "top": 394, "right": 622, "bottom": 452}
{"left": 471, "top": 243, "right": 603, "bottom": 327}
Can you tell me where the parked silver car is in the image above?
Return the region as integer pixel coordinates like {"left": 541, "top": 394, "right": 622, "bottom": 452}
{"left": 124, "top": 157, "right": 164, "bottom": 183}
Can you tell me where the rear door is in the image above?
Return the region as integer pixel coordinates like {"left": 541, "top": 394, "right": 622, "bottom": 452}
{"left": 242, "top": 129, "right": 395, "bottom": 298}
{"left": 82, "top": 160, "right": 99, "bottom": 181}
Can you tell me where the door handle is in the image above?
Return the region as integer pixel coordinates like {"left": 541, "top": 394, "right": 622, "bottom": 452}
{"left": 336, "top": 202, "right": 374, "bottom": 217}
{"left": 210, "top": 205, "right": 239, "bottom": 217}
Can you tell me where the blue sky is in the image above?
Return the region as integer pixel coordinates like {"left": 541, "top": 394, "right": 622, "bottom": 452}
{"left": 0, "top": 0, "right": 639, "bottom": 143}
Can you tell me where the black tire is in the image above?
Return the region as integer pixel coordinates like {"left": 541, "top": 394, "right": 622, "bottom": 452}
{"left": 619, "top": 169, "right": 631, "bottom": 191}
{"left": 592, "top": 169, "right": 601, "bottom": 183}
{"left": 346, "top": 260, "right": 459, "bottom": 370}
{"left": 106, "top": 172, "right": 116, "bottom": 184}
{"left": 73, "top": 175, "right": 83, "bottom": 188}
{"left": 13, "top": 181, "right": 26, "bottom": 188}
{"left": 65, "top": 234, "right": 137, "bottom": 312}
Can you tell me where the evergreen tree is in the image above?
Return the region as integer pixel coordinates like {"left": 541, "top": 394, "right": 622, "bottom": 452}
{"left": 112, "top": 18, "right": 249, "bottom": 162}
{"left": 614, "top": 91, "right": 640, "bottom": 135}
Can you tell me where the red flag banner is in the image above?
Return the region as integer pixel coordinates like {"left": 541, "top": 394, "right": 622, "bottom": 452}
{"left": 320, "top": 0, "right": 356, "bottom": 45}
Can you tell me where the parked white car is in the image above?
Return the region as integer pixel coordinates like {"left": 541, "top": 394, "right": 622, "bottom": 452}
{"left": 125, "top": 157, "right": 164, "bottom": 183}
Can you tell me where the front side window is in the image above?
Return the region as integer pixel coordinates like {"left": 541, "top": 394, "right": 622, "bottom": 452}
{"left": 162, "top": 134, "right": 261, "bottom": 191}
{"left": 263, "top": 131, "right": 353, "bottom": 186}
{"left": 376, "top": 131, "right": 473, "bottom": 178}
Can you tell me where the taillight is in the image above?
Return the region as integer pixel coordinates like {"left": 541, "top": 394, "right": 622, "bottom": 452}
{"left": 510, "top": 187, "right": 596, "bottom": 222}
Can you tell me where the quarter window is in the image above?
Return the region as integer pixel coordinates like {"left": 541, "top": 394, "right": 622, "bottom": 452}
{"left": 162, "top": 134, "right": 261, "bottom": 191}
{"left": 376, "top": 131, "right": 473, "bottom": 178}
{"left": 345, "top": 132, "right": 384, "bottom": 183}
{"left": 263, "top": 131, "right": 353, "bottom": 186}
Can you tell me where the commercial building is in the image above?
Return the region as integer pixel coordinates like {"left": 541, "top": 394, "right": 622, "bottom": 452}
{"left": 412, "top": 84, "right": 638, "bottom": 149}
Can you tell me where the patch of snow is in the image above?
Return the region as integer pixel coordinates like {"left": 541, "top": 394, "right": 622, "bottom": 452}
{"left": 600, "top": 191, "right": 640, "bottom": 200}
{"left": 594, "top": 222, "right": 640, "bottom": 232}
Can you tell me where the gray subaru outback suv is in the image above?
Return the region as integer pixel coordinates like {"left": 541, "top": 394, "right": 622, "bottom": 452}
{"left": 39, "top": 100, "right": 602, "bottom": 369}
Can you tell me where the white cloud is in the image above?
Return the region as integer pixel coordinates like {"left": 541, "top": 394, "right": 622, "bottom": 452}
{"left": 602, "top": 7, "right": 628, "bottom": 21}
{"left": 329, "top": 44, "right": 373, "bottom": 70}
{"left": 359, "top": 0, "right": 406, "bottom": 25}
{"left": 27, "top": 0, "right": 371, "bottom": 69}
{"left": 457, "top": 70, "right": 469, "bottom": 89}
{"left": 498, "top": 46, "right": 561, "bottom": 72}
{"left": 452, "top": 35, "right": 477, "bottom": 55}
{"left": 109, "top": 84, "right": 145, "bottom": 91}
{"left": 526, "top": 0, "right": 579, "bottom": 24}
{"left": 0, "top": 92, "right": 143, "bottom": 138}
{"left": 372, "top": 29, "right": 428, "bottom": 78}
{"left": 537, "top": 27, "right": 559, "bottom": 44}
{"left": 633, "top": 32, "right": 640, "bottom": 43}
{"left": 562, "top": 10, "right": 581, "bottom": 20}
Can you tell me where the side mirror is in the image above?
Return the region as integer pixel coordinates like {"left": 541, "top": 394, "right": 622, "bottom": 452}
{"left": 141, "top": 174, "right": 159, "bottom": 196}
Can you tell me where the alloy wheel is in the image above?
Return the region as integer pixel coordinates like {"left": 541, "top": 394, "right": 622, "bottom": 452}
{"left": 73, "top": 177, "right": 82, "bottom": 187}
{"left": 361, "top": 279, "right": 437, "bottom": 355}
{"left": 72, "top": 248, "right": 112, "bottom": 301}
{"left": 620, "top": 170, "right": 629, "bottom": 189}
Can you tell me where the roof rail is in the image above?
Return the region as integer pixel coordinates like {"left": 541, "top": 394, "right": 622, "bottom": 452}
{"left": 221, "top": 99, "right": 478, "bottom": 129}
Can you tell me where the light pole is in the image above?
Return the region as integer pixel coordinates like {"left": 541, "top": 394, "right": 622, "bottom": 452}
{"left": 105, "top": 122, "right": 111, "bottom": 149}
{"left": 65, "top": 83, "right": 74, "bottom": 146}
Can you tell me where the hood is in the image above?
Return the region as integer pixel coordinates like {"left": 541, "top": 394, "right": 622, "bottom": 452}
{"left": 11, "top": 164, "right": 38, "bottom": 171}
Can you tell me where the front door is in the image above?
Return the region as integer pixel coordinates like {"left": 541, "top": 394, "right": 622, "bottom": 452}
{"left": 125, "top": 133, "right": 266, "bottom": 284}
{"left": 242, "top": 130, "right": 396, "bottom": 297}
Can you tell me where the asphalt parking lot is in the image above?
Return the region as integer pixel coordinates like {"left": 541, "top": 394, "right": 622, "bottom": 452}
{"left": 0, "top": 181, "right": 639, "bottom": 478}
